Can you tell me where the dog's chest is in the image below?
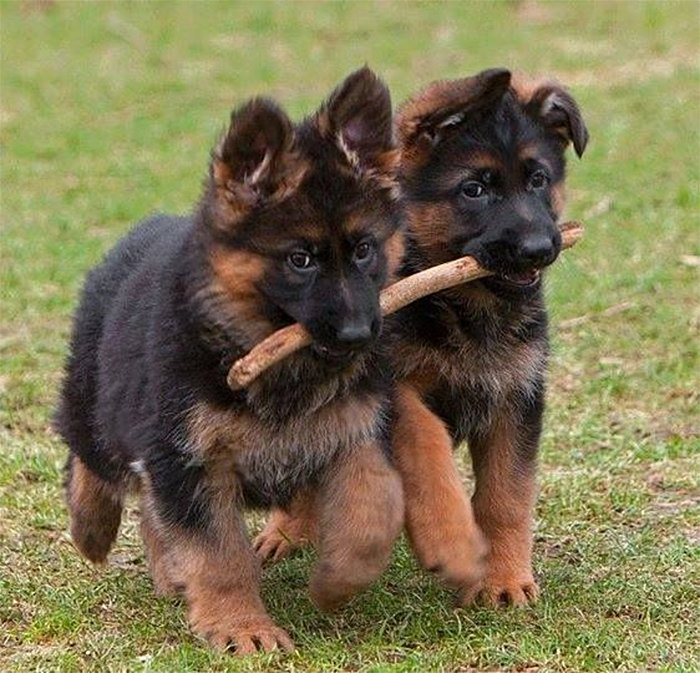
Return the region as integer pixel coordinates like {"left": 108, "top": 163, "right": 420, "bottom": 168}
{"left": 398, "top": 320, "right": 546, "bottom": 443}
{"left": 189, "top": 394, "right": 384, "bottom": 507}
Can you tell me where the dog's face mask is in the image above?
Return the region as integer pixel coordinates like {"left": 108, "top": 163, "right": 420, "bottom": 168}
{"left": 203, "top": 67, "right": 403, "bottom": 364}
{"left": 398, "top": 68, "right": 588, "bottom": 296}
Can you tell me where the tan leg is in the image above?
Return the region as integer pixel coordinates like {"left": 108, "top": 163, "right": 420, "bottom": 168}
{"left": 141, "top": 489, "right": 294, "bottom": 654}
{"left": 393, "top": 383, "right": 486, "bottom": 596}
{"left": 467, "top": 415, "right": 539, "bottom": 607}
{"left": 253, "top": 490, "right": 318, "bottom": 562}
{"left": 309, "top": 440, "right": 404, "bottom": 611}
{"left": 66, "top": 455, "right": 124, "bottom": 565}
{"left": 140, "top": 506, "right": 179, "bottom": 597}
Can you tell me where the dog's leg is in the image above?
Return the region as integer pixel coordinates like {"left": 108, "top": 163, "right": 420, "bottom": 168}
{"left": 253, "top": 489, "right": 318, "bottom": 562}
{"left": 141, "top": 479, "right": 294, "bottom": 653}
{"left": 393, "top": 383, "right": 486, "bottom": 596}
{"left": 140, "top": 503, "right": 179, "bottom": 597}
{"left": 466, "top": 394, "right": 542, "bottom": 607}
{"left": 65, "top": 454, "right": 125, "bottom": 564}
{"left": 309, "top": 440, "right": 404, "bottom": 611}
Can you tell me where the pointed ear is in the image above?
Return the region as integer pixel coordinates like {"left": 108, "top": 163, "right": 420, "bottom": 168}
{"left": 317, "top": 66, "right": 398, "bottom": 176}
{"left": 211, "top": 98, "right": 306, "bottom": 226}
{"left": 397, "top": 68, "right": 511, "bottom": 153}
{"left": 517, "top": 79, "right": 589, "bottom": 157}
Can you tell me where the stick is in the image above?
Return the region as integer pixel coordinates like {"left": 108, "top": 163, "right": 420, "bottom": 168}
{"left": 227, "top": 221, "right": 584, "bottom": 390}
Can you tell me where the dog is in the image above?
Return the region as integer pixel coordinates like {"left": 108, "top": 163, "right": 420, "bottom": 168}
{"left": 55, "top": 67, "right": 406, "bottom": 653}
{"left": 256, "top": 68, "right": 588, "bottom": 608}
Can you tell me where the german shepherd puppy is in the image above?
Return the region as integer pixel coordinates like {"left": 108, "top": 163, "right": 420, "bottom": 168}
{"left": 55, "top": 67, "right": 405, "bottom": 653}
{"left": 388, "top": 68, "right": 588, "bottom": 606}
{"left": 256, "top": 68, "right": 588, "bottom": 608}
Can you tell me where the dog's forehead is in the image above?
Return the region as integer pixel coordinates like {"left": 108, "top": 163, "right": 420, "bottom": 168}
{"left": 436, "top": 104, "right": 554, "bottom": 173}
{"left": 244, "top": 175, "right": 389, "bottom": 251}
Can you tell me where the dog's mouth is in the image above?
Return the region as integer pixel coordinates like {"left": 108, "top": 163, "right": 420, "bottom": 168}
{"left": 497, "top": 268, "right": 541, "bottom": 288}
{"left": 484, "top": 268, "right": 542, "bottom": 292}
{"left": 311, "top": 343, "right": 365, "bottom": 365}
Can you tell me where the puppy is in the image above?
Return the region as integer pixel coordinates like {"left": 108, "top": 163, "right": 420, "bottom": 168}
{"left": 257, "top": 68, "right": 588, "bottom": 609}
{"left": 55, "top": 67, "right": 405, "bottom": 653}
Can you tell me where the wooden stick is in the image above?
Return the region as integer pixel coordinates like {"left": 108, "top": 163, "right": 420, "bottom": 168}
{"left": 227, "top": 221, "right": 584, "bottom": 390}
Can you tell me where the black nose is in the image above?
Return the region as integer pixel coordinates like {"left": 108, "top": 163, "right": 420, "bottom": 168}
{"left": 336, "top": 321, "right": 373, "bottom": 346}
{"left": 518, "top": 235, "right": 556, "bottom": 267}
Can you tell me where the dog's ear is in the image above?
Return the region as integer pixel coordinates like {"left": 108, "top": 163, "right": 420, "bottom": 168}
{"left": 317, "top": 66, "right": 398, "bottom": 178}
{"left": 210, "top": 98, "right": 307, "bottom": 227}
{"left": 397, "top": 68, "right": 512, "bottom": 154}
{"left": 516, "top": 79, "right": 589, "bottom": 158}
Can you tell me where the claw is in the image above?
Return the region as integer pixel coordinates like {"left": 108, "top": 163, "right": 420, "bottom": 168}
{"left": 460, "top": 578, "right": 539, "bottom": 608}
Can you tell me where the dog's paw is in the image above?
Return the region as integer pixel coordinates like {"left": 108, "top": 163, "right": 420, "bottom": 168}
{"left": 252, "top": 522, "right": 309, "bottom": 562}
{"left": 461, "top": 576, "right": 539, "bottom": 608}
{"left": 421, "top": 527, "right": 488, "bottom": 596}
{"left": 308, "top": 572, "right": 354, "bottom": 613}
{"left": 191, "top": 610, "right": 294, "bottom": 654}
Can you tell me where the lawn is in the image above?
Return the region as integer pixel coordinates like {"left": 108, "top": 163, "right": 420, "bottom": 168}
{"left": 1, "top": 1, "right": 698, "bottom": 671}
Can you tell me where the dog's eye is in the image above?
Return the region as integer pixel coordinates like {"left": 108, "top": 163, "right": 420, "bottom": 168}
{"left": 288, "top": 251, "right": 315, "bottom": 270}
{"left": 354, "top": 240, "right": 374, "bottom": 262}
{"left": 528, "top": 170, "right": 550, "bottom": 190}
{"left": 461, "top": 181, "right": 486, "bottom": 199}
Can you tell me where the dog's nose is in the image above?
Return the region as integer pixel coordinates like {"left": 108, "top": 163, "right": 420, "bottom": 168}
{"left": 336, "top": 321, "right": 373, "bottom": 346}
{"left": 518, "top": 235, "right": 556, "bottom": 267}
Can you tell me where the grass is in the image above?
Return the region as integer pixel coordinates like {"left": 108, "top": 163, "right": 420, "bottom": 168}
{"left": 1, "top": 1, "right": 698, "bottom": 671}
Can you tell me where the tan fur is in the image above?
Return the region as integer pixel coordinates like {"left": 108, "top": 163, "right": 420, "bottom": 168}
{"left": 509, "top": 72, "right": 557, "bottom": 106}
{"left": 511, "top": 72, "right": 584, "bottom": 150}
{"left": 466, "top": 414, "right": 538, "bottom": 607}
{"left": 188, "top": 396, "right": 401, "bottom": 612}
{"left": 384, "top": 229, "right": 406, "bottom": 282}
{"left": 207, "top": 247, "right": 272, "bottom": 347}
{"left": 551, "top": 179, "right": 566, "bottom": 217}
{"left": 211, "top": 152, "right": 309, "bottom": 230}
{"left": 140, "top": 502, "right": 178, "bottom": 597}
{"left": 253, "top": 490, "right": 318, "bottom": 561}
{"left": 518, "top": 142, "right": 554, "bottom": 171}
{"left": 392, "top": 327, "right": 547, "bottom": 406}
{"left": 406, "top": 202, "right": 462, "bottom": 266}
{"left": 362, "top": 148, "right": 402, "bottom": 200}
{"left": 66, "top": 457, "right": 123, "bottom": 564}
{"left": 135, "top": 470, "right": 293, "bottom": 653}
{"left": 397, "top": 77, "right": 484, "bottom": 148}
{"left": 309, "top": 440, "right": 404, "bottom": 611}
{"left": 392, "top": 383, "right": 486, "bottom": 593}
{"left": 211, "top": 160, "right": 259, "bottom": 225}
{"left": 188, "top": 393, "right": 382, "bottom": 466}
{"left": 167, "top": 527, "right": 293, "bottom": 653}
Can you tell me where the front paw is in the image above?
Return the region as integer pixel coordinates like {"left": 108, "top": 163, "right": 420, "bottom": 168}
{"left": 419, "top": 526, "right": 488, "bottom": 596}
{"left": 189, "top": 607, "right": 294, "bottom": 654}
{"left": 461, "top": 574, "right": 539, "bottom": 608}
{"left": 253, "top": 522, "right": 309, "bottom": 563}
{"left": 308, "top": 571, "right": 356, "bottom": 613}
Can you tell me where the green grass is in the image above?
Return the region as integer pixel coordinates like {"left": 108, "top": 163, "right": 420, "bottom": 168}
{"left": 1, "top": 1, "right": 699, "bottom": 671}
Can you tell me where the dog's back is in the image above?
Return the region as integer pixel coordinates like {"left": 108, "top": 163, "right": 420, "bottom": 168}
{"left": 55, "top": 214, "right": 189, "bottom": 560}
{"left": 56, "top": 215, "right": 184, "bottom": 479}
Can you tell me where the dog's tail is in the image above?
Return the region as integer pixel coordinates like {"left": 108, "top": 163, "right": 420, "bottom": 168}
{"left": 65, "top": 453, "right": 125, "bottom": 564}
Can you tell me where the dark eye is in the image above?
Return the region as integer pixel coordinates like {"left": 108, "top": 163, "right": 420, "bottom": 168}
{"left": 529, "top": 170, "right": 550, "bottom": 190}
{"left": 354, "top": 240, "right": 374, "bottom": 262}
{"left": 461, "top": 181, "right": 486, "bottom": 199}
{"left": 288, "top": 251, "right": 314, "bottom": 270}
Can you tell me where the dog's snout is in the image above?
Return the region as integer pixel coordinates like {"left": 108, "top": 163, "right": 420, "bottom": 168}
{"left": 518, "top": 234, "right": 556, "bottom": 267}
{"left": 336, "top": 320, "right": 373, "bottom": 346}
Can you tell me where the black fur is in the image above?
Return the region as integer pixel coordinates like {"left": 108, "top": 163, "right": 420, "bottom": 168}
{"left": 395, "top": 68, "right": 588, "bottom": 453}
{"left": 55, "top": 68, "right": 403, "bottom": 539}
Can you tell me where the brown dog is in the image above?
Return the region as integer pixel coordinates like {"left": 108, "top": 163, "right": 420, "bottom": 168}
{"left": 256, "top": 68, "right": 588, "bottom": 608}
